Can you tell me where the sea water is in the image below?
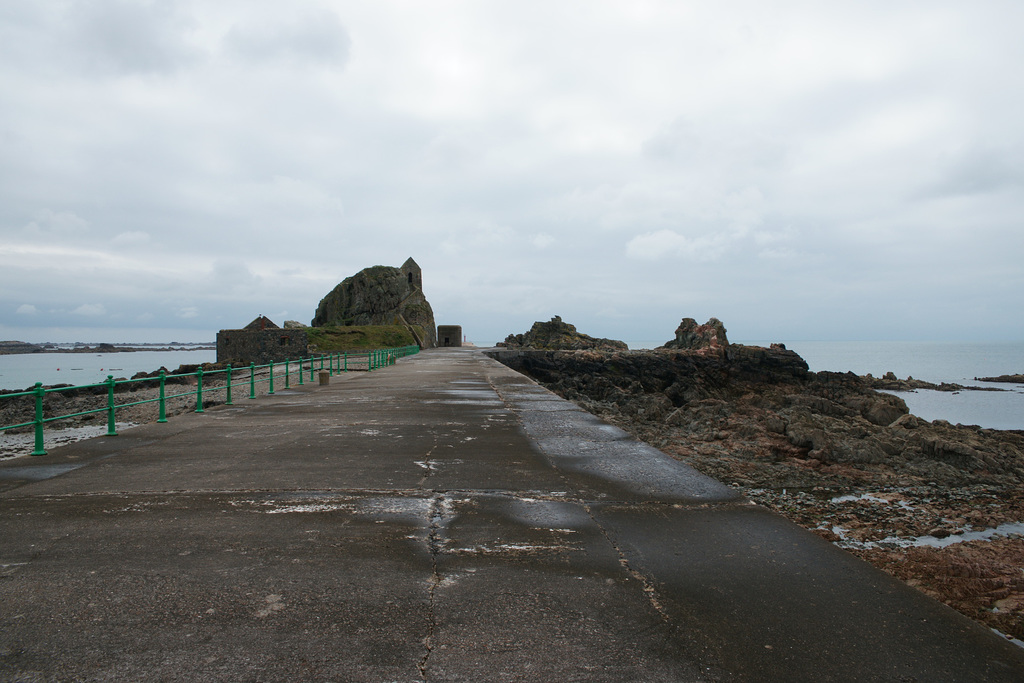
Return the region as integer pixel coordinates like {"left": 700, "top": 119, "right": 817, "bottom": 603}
{"left": 602, "top": 340, "right": 1024, "bottom": 430}
{"left": 743, "top": 341, "right": 1024, "bottom": 431}
{"left": 0, "top": 349, "right": 216, "bottom": 392}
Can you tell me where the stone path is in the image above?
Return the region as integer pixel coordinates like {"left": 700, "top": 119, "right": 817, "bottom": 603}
{"left": 1, "top": 348, "right": 1022, "bottom": 681}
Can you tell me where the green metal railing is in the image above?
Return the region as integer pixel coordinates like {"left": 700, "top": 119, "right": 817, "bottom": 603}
{"left": 0, "top": 345, "right": 419, "bottom": 456}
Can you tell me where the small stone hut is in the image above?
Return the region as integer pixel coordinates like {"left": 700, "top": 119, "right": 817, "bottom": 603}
{"left": 216, "top": 316, "right": 309, "bottom": 365}
{"left": 437, "top": 325, "right": 462, "bottom": 347}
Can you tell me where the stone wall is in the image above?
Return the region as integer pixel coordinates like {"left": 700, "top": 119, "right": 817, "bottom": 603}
{"left": 216, "top": 329, "right": 309, "bottom": 365}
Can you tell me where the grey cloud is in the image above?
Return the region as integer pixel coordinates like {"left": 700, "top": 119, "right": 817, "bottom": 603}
{"left": 923, "top": 146, "right": 1024, "bottom": 198}
{"left": 223, "top": 9, "right": 350, "bottom": 67}
{"left": 65, "top": 0, "right": 202, "bottom": 76}
{"left": 26, "top": 209, "right": 90, "bottom": 235}
{"left": 641, "top": 118, "right": 789, "bottom": 174}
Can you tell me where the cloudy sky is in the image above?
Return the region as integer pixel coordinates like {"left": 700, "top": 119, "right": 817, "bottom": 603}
{"left": 1, "top": 1, "right": 1022, "bottom": 344}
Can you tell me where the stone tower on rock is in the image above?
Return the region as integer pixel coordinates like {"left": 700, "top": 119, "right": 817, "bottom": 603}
{"left": 311, "top": 257, "right": 437, "bottom": 348}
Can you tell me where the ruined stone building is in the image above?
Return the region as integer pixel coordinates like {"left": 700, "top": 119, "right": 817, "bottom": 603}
{"left": 216, "top": 316, "right": 309, "bottom": 365}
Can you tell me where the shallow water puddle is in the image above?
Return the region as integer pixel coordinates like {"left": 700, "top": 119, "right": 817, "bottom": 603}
{"left": 831, "top": 521, "right": 1024, "bottom": 549}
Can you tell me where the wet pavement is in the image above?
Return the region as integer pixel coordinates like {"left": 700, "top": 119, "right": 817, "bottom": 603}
{"left": 2, "top": 347, "right": 1023, "bottom": 682}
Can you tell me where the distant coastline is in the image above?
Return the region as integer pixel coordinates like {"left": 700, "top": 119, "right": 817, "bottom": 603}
{"left": 0, "top": 340, "right": 214, "bottom": 355}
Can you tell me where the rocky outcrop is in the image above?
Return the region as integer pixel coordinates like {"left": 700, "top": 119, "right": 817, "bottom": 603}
{"left": 0, "top": 341, "right": 43, "bottom": 355}
{"left": 662, "top": 317, "right": 729, "bottom": 351}
{"left": 862, "top": 372, "right": 1005, "bottom": 393}
{"left": 488, "top": 345, "right": 1024, "bottom": 489}
{"left": 976, "top": 374, "right": 1024, "bottom": 384}
{"left": 501, "top": 316, "right": 627, "bottom": 351}
{"left": 311, "top": 258, "right": 436, "bottom": 348}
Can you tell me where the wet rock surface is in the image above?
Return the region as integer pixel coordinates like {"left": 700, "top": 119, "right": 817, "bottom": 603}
{"left": 490, "top": 345, "right": 1024, "bottom": 642}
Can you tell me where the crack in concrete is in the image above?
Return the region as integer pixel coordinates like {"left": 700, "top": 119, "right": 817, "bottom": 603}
{"left": 582, "top": 501, "right": 672, "bottom": 622}
{"left": 418, "top": 493, "right": 447, "bottom": 680}
{"left": 416, "top": 444, "right": 439, "bottom": 488}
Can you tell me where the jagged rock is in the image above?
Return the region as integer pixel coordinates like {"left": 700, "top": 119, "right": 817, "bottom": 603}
{"left": 311, "top": 257, "right": 436, "bottom": 348}
{"left": 662, "top": 317, "right": 729, "bottom": 351}
{"left": 283, "top": 320, "right": 307, "bottom": 329}
{"left": 501, "top": 316, "right": 627, "bottom": 351}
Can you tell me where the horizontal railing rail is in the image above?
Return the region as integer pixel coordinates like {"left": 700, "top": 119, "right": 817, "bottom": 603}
{"left": 0, "top": 345, "right": 420, "bottom": 456}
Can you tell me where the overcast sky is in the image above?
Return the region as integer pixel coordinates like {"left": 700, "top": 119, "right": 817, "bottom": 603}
{"left": 1, "top": 1, "right": 1022, "bottom": 344}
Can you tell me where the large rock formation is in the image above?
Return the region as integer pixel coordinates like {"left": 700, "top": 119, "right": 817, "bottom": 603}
{"left": 662, "top": 317, "right": 729, "bottom": 351}
{"left": 311, "top": 258, "right": 436, "bottom": 348}
{"left": 501, "top": 316, "right": 628, "bottom": 351}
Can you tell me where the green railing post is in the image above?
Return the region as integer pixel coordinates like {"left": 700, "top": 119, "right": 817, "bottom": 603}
{"left": 157, "top": 371, "right": 168, "bottom": 423}
{"left": 31, "top": 382, "right": 46, "bottom": 456}
{"left": 225, "top": 364, "right": 233, "bottom": 405}
{"left": 309, "top": 356, "right": 315, "bottom": 382}
{"left": 268, "top": 360, "right": 275, "bottom": 395}
{"left": 195, "top": 367, "right": 205, "bottom": 413}
{"left": 106, "top": 375, "right": 117, "bottom": 436}
{"left": 329, "top": 353, "right": 334, "bottom": 377}
{"left": 298, "top": 357, "right": 304, "bottom": 385}
{"left": 285, "top": 359, "right": 290, "bottom": 388}
{"left": 249, "top": 363, "right": 256, "bottom": 398}
{"left": 344, "top": 352, "right": 348, "bottom": 372}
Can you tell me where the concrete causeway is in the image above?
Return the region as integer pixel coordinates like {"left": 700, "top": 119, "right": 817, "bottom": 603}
{"left": 2, "top": 347, "right": 1023, "bottom": 682}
